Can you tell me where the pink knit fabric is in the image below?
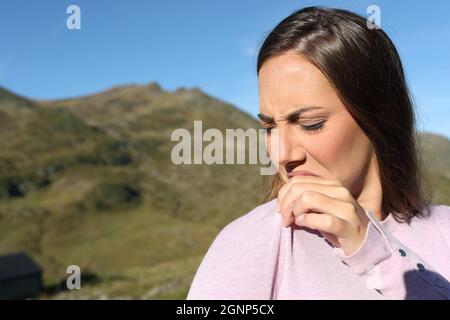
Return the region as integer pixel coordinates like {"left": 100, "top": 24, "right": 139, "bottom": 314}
{"left": 187, "top": 199, "right": 450, "bottom": 299}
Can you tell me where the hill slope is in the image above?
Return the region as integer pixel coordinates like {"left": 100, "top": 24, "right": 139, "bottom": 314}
{"left": 0, "top": 83, "right": 265, "bottom": 299}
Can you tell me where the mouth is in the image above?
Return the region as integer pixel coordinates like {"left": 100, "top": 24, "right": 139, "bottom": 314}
{"left": 287, "top": 170, "right": 320, "bottom": 179}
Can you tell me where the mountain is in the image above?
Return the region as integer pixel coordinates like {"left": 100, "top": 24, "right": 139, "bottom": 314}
{"left": 0, "top": 87, "right": 35, "bottom": 109}
{"left": 0, "top": 83, "right": 265, "bottom": 299}
{"left": 418, "top": 132, "right": 450, "bottom": 205}
{"left": 0, "top": 83, "right": 448, "bottom": 299}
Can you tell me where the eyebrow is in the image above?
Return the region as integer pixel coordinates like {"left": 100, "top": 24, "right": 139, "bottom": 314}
{"left": 257, "top": 106, "right": 325, "bottom": 124}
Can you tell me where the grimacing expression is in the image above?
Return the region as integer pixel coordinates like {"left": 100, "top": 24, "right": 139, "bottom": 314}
{"left": 258, "top": 52, "right": 375, "bottom": 196}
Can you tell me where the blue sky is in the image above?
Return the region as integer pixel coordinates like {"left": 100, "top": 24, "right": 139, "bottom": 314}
{"left": 0, "top": 0, "right": 449, "bottom": 137}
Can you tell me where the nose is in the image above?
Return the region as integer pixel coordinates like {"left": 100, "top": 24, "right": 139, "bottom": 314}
{"left": 270, "top": 125, "right": 306, "bottom": 169}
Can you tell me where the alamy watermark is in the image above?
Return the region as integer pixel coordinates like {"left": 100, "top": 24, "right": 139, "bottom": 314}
{"left": 367, "top": 4, "right": 381, "bottom": 29}
{"left": 66, "top": 5, "right": 81, "bottom": 30}
{"left": 170, "top": 121, "right": 280, "bottom": 175}
{"left": 63, "top": 5, "right": 381, "bottom": 31}
{"left": 66, "top": 265, "right": 81, "bottom": 290}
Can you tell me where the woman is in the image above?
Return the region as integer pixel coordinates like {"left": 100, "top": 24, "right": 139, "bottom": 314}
{"left": 187, "top": 7, "right": 450, "bottom": 299}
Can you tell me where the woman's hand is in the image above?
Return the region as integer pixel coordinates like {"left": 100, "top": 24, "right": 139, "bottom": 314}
{"left": 277, "top": 175, "right": 370, "bottom": 256}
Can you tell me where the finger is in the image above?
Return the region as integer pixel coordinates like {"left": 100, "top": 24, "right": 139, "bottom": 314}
{"left": 288, "top": 175, "right": 342, "bottom": 185}
{"left": 277, "top": 176, "right": 341, "bottom": 212}
{"left": 292, "top": 190, "right": 357, "bottom": 221}
{"left": 295, "top": 212, "right": 349, "bottom": 238}
{"left": 281, "top": 210, "right": 295, "bottom": 227}
{"left": 279, "top": 183, "right": 323, "bottom": 224}
{"left": 279, "top": 182, "right": 351, "bottom": 216}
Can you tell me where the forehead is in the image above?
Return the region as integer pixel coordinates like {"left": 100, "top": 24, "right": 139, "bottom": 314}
{"left": 258, "top": 52, "right": 337, "bottom": 114}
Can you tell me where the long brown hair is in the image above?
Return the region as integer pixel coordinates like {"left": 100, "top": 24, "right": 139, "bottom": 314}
{"left": 257, "top": 6, "right": 430, "bottom": 223}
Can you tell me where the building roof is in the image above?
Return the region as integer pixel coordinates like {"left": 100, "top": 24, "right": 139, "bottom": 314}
{"left": 0, "top": 252, "right": 42, "bottom": 281}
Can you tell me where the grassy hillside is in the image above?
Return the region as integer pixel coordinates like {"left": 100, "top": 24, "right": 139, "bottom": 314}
{"left": 0, "top": 84, "right": 448, "bottom": 299}
{"left": 418, "top": 132, "right": 450, "bottom": 206}
{"left": 0, "top": 84, "right": 266, "bottom": 299}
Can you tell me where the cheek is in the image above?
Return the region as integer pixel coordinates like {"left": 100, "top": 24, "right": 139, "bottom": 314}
{"left": 306, "top": 115, "right": 371, "bottom": 182}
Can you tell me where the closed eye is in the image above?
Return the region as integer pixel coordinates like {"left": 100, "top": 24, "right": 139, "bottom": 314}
{"left": 299, "top": 120, "right": 326, "bottom": 132}
{"left": 261, "top": 120, "right": 326, "bottom": 135}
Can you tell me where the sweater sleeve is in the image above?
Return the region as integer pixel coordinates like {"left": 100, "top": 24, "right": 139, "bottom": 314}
{"left": 332, "top": 210, "right": 450, "bottom": 300}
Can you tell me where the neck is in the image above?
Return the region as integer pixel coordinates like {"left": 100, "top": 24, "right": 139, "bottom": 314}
{"left": 355, "top": 152, "right": 385, "bottom": 222}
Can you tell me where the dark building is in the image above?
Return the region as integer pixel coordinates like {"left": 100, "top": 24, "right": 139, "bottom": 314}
{"left": 0, "top": 252, "right": 42, "bottom": 299}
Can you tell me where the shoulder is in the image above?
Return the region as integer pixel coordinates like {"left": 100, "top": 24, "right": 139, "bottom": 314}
{"left": 409, "top": 204, "right": 450, "bottom": 228}
{"left": 214, "top": 199, "right": 279, "bottom": 243}
{"left": 200, "top": 198, "right": 281, "bottom": 261}
{"left": 426, "top": 204, "right": 450, "bottom": 223}
{"left": 402, "top": 204, "right": 450, "bottom": 244}
{"left": 187, "top": 199, "right": 281, "bottom": 299}
{"left": 424, "top": 204, "right": 450, "bottom": 238}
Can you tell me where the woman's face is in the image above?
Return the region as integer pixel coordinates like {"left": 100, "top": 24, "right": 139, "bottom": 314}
{"left": 258, "top": 52, "right": 375, "bottom": 197}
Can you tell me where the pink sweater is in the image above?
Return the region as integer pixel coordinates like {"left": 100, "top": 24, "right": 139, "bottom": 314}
{"left": 187, "top": 199, "right": 450, "bottom": 299}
